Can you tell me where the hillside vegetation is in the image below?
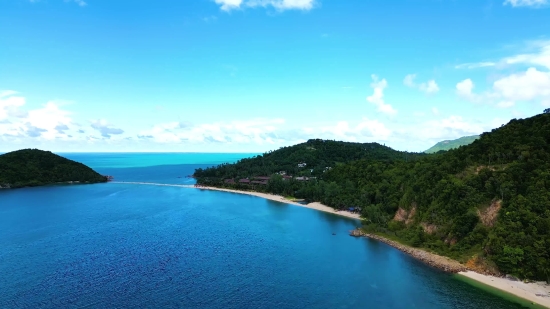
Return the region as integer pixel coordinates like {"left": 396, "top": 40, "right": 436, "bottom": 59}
{"left": 0, "top": 149, "right": 107, "bottom": 188}
{"left": 194, "top": 139, "right": 423, "bottom": 182}
{"left": 424, "top": 135, "right": 479, "bottom": 153}
{"left": 195, "top": 113, "right": 550, "bottom": 281}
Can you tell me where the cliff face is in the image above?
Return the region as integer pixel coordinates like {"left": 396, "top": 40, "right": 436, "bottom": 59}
{"left": 0, "top": 149, "right": 107, "bottom": 189}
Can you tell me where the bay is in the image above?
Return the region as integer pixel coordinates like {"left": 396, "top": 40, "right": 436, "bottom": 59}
{"left": 0, "top": 153, "right": 533, "bottom": 308}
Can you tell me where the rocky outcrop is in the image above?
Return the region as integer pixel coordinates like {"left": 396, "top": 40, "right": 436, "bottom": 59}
{"left": 350, "top": 229, "right": 468, "bottom": 273}
{"left": 393, "top": 204, "right": 417, "bottom": 226}
{"left": 477, "top": 199, "right": 502, "bottom": 227}
{"left": 420, "top": 222, "right": 438, "bottom": 235}
{"left": 465, "top": 255, "right": 501, "bottom": 276}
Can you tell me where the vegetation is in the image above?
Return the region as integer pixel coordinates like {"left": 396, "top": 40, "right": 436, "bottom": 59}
{"left": 194, "top": 139, "right": 423, "bottom": 188}
{"left": 0, "top": 149, "right": 108, "bottom": 188}
{"left": 424, "top": 135, "right": 479, "bottom": 153}
{"left": 195, "top": 113, "right": 550, "bottom": 282}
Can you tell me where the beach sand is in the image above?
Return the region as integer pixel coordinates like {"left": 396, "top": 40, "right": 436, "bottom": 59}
{"left": 192, "top": 185, "right": 362, "bottom": 220}
{"left": 111, "top": 182, "right": 361, "bottom": 220}
{"left": 458, "top": 271, "right": 550, "bottom": 308}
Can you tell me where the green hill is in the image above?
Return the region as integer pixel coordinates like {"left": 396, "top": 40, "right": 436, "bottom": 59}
{"left": 0, "top": 149, "right": 108, "bottom": 189}
{"left": 424, "top": 135, "right": 479, "bottom": 153}
{"left": 195, "top": 113, "right": 550, "bottom": 281}
{"left": 193, "top": 139, "right": 424, "bottom": 182}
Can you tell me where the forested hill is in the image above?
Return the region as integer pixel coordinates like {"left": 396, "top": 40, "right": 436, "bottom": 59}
{"left": 193, "top": 139, "right": 424, "bottom": 180}
{"left": 0, "top": 149, "right": 108, "bottom": 189}
{"left": 424, "top": 135, "right": 479, "bottom": 153}
{"left": 195, "top": 113, "right": 550, "bottom": 281}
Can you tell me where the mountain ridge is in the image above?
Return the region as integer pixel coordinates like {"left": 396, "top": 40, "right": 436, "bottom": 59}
{"left": 424, "top": 135, "right": 480, "bottom": 153}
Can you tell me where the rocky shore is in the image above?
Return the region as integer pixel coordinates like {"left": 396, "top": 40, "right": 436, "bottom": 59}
{"left": 349, "top": 228, "right": 468, "bottom": 273}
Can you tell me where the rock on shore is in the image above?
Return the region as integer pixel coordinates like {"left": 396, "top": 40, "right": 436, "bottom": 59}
{"left": 350, "top": 228, "right": 468, "bottom": 273}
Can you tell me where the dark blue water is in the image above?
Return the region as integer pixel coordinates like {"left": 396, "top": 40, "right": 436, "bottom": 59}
{"left": 0, "top": 154, "right": 531, "bottom": 308}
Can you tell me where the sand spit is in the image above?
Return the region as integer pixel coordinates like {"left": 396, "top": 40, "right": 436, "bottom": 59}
{"left": 110, "top": 182, "right": 361, "bottom": 220}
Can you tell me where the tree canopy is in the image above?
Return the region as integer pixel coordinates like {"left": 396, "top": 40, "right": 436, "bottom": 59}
{"left": 0, "top": 149, "right": 108, "bottom": 188}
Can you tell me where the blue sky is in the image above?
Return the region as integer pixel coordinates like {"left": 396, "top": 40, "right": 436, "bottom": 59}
{"left": 1, "top": 0, "right": 549, "bottom": 152}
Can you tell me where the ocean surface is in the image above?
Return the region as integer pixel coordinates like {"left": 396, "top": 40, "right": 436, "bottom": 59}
{"left": 0, "top": 153, "right": 533, "bottom": 308}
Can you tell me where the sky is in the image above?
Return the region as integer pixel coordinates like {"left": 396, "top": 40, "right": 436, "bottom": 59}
{"left": 1, "top": 0, "right": 549, "bottom": 153}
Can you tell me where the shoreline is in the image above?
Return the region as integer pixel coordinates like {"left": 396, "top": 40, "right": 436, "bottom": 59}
{"left": 111, "top": 181, "right": 550, "bottom": 308}
{"left": 110, "top": 182, "right": 361, "bottom": 220}
{"left": 458, "top": 271, "right": 550, "bottom": 308}
{"left": 350, "top": 229, "right": 550, "bottom": 308}
{"left": 193, "top": 185, "right": 361, "bottom": 220}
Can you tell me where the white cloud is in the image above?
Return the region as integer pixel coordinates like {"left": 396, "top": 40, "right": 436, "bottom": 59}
{"left": 417, "top": 116, "right": 486, "bottom": 141}
{"left": 502, "top": 40, "right": 550, "bottom": 69}
{"left": 366, "top": 75, "right": 397, "bottom": 115}
{"left": 139, "top": 118, "right": 286, "bottom": 145}
{"left": 419, "top": 80, "right": 440, "bottom": 94}
{"left": 503, "top": 0, "right": 548, "bottom": 7}
{"left": 455, "top": 41, "right": 550, "bottom": 109}
{"left": 456, "top": 79, "right": 476, "bottom": 100}
{"left": 25, "top": 102, "right": 73, "bottom": 139}
{"left": 0, "top": 92, "right": 76, "bottom": 140}
{"left": 90, "top": 119, "right": 124, "bottom": 139}
{"left": 493, "top": 67, "right": 550, "bottom": 101}
{"left": 457, "top": 40, "right": 550, "bottom": 70}
{"left": 455, "top": 62, "right": 497, "bottom": 69}
{"left": 456, "top": 68, "right": 550, "bottom": 108}
{"left": 214, "top": 0, "right": 316, "bottom": 11}
{"left": 403, "top": 74, "right": 439, "bottom": 94}
{"left": 139, "top": 117, "right": 393, "bottom": 147}
{"left": 215, "top": 0, "right": 243, "bottom": 11}
{"left": 0, "top": 91, "right": 25, "bottom": 121}
{"left": 316, "top": 118, "right": 392, "bottom": 142}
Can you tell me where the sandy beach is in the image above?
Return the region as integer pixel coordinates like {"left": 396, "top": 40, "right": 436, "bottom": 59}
{"left": 458, "top": 271, "right": 550, "bottom": 308}
{"left": 111, "top": 182, "right": 361, "bottom": 220}
{"left": 197, "top": 186, "right": 361, "bottom": 219}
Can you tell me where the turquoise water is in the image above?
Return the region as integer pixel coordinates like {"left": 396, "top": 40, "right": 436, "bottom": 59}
{"left": 0, "top": 153, "right": 531, "bottom": 308}
{"left": 60, "top": 152, "right": 259, "bottom": 169}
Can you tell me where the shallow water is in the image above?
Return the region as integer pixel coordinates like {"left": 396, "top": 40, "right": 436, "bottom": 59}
{"left": 0, "top": 153, "right": 531, "bottom": 308}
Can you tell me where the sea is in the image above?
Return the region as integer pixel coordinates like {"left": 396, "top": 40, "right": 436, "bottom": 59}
{"left": 0, "top": 153, "right": 537, "bottom": 308}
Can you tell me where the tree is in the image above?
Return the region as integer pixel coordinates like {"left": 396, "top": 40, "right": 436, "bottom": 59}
{"left": 545, "top": 108, "right": 550, "bottom": 114}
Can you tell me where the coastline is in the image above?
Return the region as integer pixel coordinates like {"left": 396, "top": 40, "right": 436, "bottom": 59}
{"left": 111, "top": 181, "right": 550, "bottom": 308}
{"left": 457, "top": 271, "right": 550, "bottom": 308}
{"left": 192, "top": 185, "right": 362, "bottom": 220}
{"left": 350, "top": 229, "right": 550, "bottom": 308}
{"left": 110, "top": 182, "right": 361, "bottom": 220}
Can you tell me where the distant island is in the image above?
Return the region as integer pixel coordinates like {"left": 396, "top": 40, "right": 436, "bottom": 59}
{"left": 0, "top": 149, "right": 109, "bottom": 189}
{"left": 424, "top": 135, "right": 480, "bottom": 153}
{"left": 194, "top": 112, "right": 550, "bottom": 283}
